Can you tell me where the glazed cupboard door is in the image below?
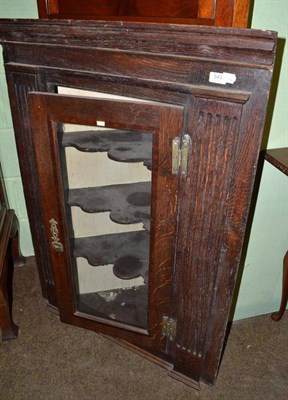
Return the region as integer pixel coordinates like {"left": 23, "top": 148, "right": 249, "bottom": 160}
{"left": 28, "top": 92, "right": 183, "bottom": 351}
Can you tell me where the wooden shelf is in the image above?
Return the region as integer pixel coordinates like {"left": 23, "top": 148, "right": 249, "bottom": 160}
{"left": 73, "top": 230, "right": 149, "bottom": 282}
{"left": 265, "top": 148, "right": 288, "bottom": 176}
{"left": 61, "top": 129, "right": 152, "bottom": 169}
{"left": 76, "top": 285, "right": 147, "bottom": 329}
{"left": 68, "top": 181, "right": 151, "bottom": 232}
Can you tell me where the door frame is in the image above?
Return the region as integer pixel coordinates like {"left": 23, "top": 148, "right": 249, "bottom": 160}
{"left": 28, "top": 92, "right": 184, "bottom": 351}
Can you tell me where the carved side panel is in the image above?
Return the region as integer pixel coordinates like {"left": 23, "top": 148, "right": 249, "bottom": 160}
{"left": 5, "top": 69, "right": 57, "bottom": 306}
{"left": 171, "top": 96, "right": 244, "bottom": 381}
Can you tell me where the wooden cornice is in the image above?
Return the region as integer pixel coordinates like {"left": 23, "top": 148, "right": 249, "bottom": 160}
{"left": 0, "top": 19, "right": 277, "bottom": 67}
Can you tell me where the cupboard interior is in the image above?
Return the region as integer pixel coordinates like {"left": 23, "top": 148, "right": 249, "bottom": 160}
{"left": 57, "top": 86, "right": 165, "bottom": 329}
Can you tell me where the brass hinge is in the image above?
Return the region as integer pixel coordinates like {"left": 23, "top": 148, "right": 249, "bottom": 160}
{"left": 162, "top": 316, "right": 176, "bottom": 341}
{"left": 172, "top": 134, "right": 191, "bottom": 176}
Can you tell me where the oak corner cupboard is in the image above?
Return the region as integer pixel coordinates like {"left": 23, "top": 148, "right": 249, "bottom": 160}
{"left": 0, "top": 19, "right": 277, "bottom": 389}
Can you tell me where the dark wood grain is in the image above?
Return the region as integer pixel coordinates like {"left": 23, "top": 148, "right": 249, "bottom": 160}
{"left": 199, "top": 86, "right": 273, "bottom": 383}
{"left": 0, "top": 20, "right": 275, "bottom": 66}
{"left": 4, "top": 71, "right": 57, "bottom": 306}
{"left": 170, "top": 96, "right": 248, "bottom": 382}
{"left": 0, "top": 19, "right": 276, "bottom": 388}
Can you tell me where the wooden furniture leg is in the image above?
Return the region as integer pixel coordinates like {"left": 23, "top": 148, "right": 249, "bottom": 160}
{"left": 10, "top": 214, "right": 26, "bottom": 268}
{"left": 265, "top": 149, "right": 288, "bottom": 322}
{"left": 0, "top": 257, "right": 19, "bottom": 340}
{"left": 0, "top": 211, "right": 24, "bottom": 340}
{"left": 0, "top": 162, "right": 23, "bottom": 339}
{"left": 271, "top": 251, "right": 288, "bottom": 321}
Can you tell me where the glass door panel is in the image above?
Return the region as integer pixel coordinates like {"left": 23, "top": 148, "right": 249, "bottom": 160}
{"left": 60, "top": 123, "right": 152, "bottom": 329}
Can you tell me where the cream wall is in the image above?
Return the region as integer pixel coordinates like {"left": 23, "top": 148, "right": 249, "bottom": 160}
{"left": 0, "top": 0, "right": 287, "bottom": 320}
{"left": 233, "top": 0, "right": 288, "bottom": 319}
{"left": 0, "top": 0, "right": 38, "bottom": 253}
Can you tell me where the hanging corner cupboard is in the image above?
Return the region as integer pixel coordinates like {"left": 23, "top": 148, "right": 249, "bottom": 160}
{"left": 0, "top": 19, "right": 277, "bottom": 389}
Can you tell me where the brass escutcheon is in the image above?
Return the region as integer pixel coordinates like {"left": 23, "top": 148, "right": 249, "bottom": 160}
{"left": 49, "top": 218, "right": 64, "bottom": 252}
